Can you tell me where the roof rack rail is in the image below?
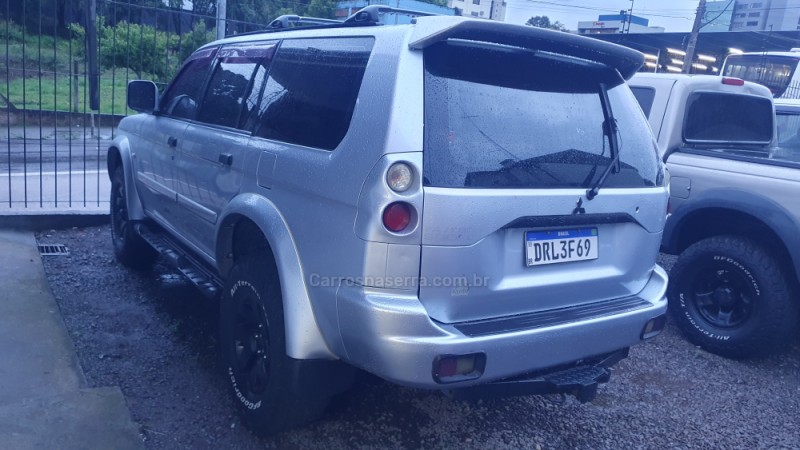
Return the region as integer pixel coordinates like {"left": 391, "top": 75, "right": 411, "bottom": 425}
{"left": 344, "top": 5, "right": 438, "bottom": 24}
{"left": 236, "top": 6, "right": 440, "bottom": 37}
{"left": 267, "top": 14, "right": 343, "bottom": 29}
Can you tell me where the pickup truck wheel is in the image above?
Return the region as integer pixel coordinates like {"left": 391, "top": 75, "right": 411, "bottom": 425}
{"left": 110, "top": 167, "right": 157, "bottom": 270}
{"left": 668, "top": 236, "right": 798, "bottom": 358}
{"left": 220, "top": 257, "right": 327, "bottom": 435}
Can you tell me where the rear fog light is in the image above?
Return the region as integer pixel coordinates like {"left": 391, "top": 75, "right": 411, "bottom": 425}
{"left": 433, "top": 353, "right": 486, "bottom": 383}
{"left": 641, "top": 314, "right": 667, "bottom": 340}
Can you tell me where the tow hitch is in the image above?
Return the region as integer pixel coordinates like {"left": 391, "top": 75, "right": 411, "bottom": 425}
{"left": 449, "top": 348, "right": 628, "bottom": 403}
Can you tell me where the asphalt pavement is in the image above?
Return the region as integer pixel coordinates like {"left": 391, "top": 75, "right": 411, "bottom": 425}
{"left": 0, "top": 229, "right": 143, "bottom": 448}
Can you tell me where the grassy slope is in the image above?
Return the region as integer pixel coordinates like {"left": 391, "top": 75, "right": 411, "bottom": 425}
{"left": 1, "top": 20, "right": 131, "bottom": 115}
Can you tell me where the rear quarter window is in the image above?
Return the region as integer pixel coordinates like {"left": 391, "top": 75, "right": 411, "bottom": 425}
{"left": 683, "top": 92, "right": 773, "bottom": 144}
{"left": 630, "top": 86, "right": 656, "bottom": 118}
{"left": 247, "top": 37, "right": 374, "bottom": 150}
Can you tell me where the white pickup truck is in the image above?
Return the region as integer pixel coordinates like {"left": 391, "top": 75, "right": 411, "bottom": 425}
{"left": 629, "top": 73, "right": 800, "bottom": 358}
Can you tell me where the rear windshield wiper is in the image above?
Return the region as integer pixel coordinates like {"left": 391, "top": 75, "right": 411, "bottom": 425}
{"left": 586, "top": 83, "right": 620, "bottom": 201}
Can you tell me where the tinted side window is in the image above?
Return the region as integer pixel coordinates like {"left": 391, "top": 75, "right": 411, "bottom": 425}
{"left": 684, "top": 92, "right": 773, "bottom": 143}
{"left": 161, "top": 47, "right": 217, "bottom": 120}
{"left": 249, "top": 37, "right": 374, "bottom": 150}
{"left": 197, "top": 43, "right": 277, "bottom": 129}
{"left": 773, "top": 111, "right": 800, "bottom": 163}
{"left": 630, "top": 86, "right": 655, "bottom": 118}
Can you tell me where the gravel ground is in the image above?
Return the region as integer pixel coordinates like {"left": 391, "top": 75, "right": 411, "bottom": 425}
{"left": 38, "top": 225, "right": 800, "bottom": 449}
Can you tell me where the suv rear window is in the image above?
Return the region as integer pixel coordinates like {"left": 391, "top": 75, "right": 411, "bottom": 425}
{"left": 683, "top": 92, "right": 773, "bottom": 144}
{"left": 423, "top": 41, "right": 661, "bottom": 189}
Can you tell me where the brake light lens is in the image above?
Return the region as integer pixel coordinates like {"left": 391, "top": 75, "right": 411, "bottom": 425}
{"left": 386, "top": 162, "right": 413, "bottom": 192}
{"left": 383, "top": 202, "right": 412, "bottom": 232}
{"left": 722, "top": 77, "right": 745, "bottom": 86}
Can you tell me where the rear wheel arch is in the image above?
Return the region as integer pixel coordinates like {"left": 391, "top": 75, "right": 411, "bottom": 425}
{"left": 671, "top": 207, "right": 798, "bottom": 284}
{"left": 217, "top": 214, "right": 275, "bottom": 280}
{"left": 215, "top": 200, "right": 338, "bottom": 360}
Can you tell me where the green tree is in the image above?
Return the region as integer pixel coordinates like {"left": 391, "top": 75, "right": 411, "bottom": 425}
{"left": 525, "top": 15, "right": 567, "bottom": 31}
{"left": 305, "top": 0, "right": 337, "bottom": 19}
{"left": 96, "top": 19, "right": 214, "bottom": 82}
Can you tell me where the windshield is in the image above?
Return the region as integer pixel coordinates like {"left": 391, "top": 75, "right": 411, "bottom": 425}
{"left": 423, "top": 41, "right": 661, "bottom": 189}
{"left": 722, "top": 54, "right": 800, "bottom": 98}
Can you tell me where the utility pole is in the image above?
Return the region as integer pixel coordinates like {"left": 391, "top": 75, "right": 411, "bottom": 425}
{"left": 216, "top": 0, "right": 227, "bottom": 40}
{"left": 683, "top": 0, "right": 706, "bottom": 73}
{"left": 626, "top": 0, "right": 635, "bottom": 34}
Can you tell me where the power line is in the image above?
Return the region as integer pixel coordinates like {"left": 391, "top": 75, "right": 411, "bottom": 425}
{"left": 701, "top": 0, "right": 734, "bottom": 28}
{"left": 519, "top": 0, "right": 702, "bottom": 19}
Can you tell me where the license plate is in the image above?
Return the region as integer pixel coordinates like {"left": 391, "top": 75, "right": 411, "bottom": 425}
{"left": 525, "top": 228, "right": 598, "bottom": 267}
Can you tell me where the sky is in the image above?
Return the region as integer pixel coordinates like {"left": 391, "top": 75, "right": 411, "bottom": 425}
{"left": 504, "top": 0, "right": 704, "bottom": 32}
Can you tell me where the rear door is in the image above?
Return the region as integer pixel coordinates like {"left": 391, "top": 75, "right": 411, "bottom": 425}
{"left": 418, "top": 40, "right": 667, "bottom": 324}
{"left": 174, "top": 42, "right": 277, "bottom": 256}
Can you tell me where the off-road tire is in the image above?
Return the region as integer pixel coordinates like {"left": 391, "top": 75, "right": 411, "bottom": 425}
{"left": 220, "top": 257, "right": 328, "bottom": 435}
{"left": 668, "top": 235, "right": 798, "bottom": 358}
{"left": 110, "top": 167, "right": 157, "bottom": 270}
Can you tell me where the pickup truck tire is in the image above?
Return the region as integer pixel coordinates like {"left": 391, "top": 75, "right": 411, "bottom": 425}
{"left": 110, "top": 167, "right": 157, "bottom": 270}
{"left": 220, "top": 257, "right": 327, "bottom": 435}
{"left": 668, "top": 235, "right": 798, "bottom": 358}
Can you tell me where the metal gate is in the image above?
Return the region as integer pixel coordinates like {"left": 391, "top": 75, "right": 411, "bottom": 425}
{"left": 1, "top": 0, "right": 275, "bottom": 214}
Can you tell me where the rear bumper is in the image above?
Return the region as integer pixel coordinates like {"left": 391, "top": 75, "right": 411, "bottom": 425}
{"left": 450, "top": 348, "right": 628, "bottom": 403}
{"left": 335, "top": 265, "right": 668, "bottom": 389}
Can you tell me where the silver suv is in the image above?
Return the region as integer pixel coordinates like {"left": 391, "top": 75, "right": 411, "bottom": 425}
{"left": 110, "top": 7, "right": 669, "bottom": 434}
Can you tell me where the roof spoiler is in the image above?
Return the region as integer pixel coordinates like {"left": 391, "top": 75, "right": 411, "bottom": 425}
{"left": 409, "top": 17, "right": 645, "bottom": 80}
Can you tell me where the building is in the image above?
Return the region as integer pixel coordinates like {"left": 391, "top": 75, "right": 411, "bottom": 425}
{"left": 730, "top": 0, "right": 800, "bottom": 31}
{"left": 335, "top": 0, "right": 455, "bottom": 23}
{"left": 448, "top": 0, "right": 506, "bottom": 21}
{"left": 577, "top": 14, "right": 665, "bottom": 34}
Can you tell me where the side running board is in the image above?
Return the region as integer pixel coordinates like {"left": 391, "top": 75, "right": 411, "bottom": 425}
{"left": 134, "top": 223, "right": 223, "bottom": 299}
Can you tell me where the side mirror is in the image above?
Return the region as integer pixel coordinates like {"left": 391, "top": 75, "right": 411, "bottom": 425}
{"left": 127, "top": 80, "right": 159, "bottom": 113}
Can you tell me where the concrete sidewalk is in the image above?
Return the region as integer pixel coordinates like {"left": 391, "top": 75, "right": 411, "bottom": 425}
{"left": 0, "top": 230, "right": 142, "bottom": 449}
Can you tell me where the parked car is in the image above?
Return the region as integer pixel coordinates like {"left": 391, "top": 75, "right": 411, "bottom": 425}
{"left": 629, "top": 73, "right": 800, "bottom": 358}
{"left": 773, "top": 98, "right": 800, "bottom": 162}
{"left": 109, "top": 7, "right": 669, "bottom": 434}
{"left": 630, "top": 72, "right": 774, "bottom": 158}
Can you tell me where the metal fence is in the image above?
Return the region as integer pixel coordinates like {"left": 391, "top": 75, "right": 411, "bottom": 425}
{"left": 1, "top": 0, "right": 268, "bottom": 214}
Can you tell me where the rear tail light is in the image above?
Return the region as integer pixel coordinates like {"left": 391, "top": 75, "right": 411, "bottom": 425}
{"left": 722, "top": 77, "right": 745, "bottom": 86}
{"left": 383, "top": 202, "right": 412, "bottom": 232}
{"left": 386, "top": 162, "right": 413, "bottom": 192}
